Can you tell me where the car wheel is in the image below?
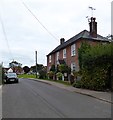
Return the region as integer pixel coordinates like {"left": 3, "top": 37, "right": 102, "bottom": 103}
{"left": 16, "top": 80, "right": 19, "bottom": 83}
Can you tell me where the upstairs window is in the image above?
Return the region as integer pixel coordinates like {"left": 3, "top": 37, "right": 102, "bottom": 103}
{"left": 71, "top": 44, "right": 76, "bottom": 56}
{"left": 63, "top": 49, "right": 66, "bottom": 58}
{"left": 49, "top": 55, "right": 51, "bottom": 63}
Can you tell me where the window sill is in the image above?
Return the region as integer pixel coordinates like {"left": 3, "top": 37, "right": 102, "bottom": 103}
{"left": 71, "top": 55, "right": 76, "bottom": 57}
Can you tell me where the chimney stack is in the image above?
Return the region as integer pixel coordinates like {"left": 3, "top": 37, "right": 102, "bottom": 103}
{"left": 89, "top": 17, "right": 97, "bottom": 38}
{"left": 60, "top": 38, "right": 65, "bottom": 45}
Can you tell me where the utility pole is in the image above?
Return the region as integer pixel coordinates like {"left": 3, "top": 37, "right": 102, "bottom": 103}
{"left": 35, "top": 51, "right": 38, "bottom": 78}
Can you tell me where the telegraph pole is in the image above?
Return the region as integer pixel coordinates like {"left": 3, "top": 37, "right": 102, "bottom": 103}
{"left": 35, "top": 51, "right": 38, "bottom": 78}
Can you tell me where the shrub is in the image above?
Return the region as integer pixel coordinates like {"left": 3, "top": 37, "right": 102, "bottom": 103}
{"left": 73, "top": 80, "right": 82, "bottom": 88}
{"left": 76, "top": 42, "right": 113, "bottom": 91}
{"left": 47, "top": 71, "right": 54, "bottom": 79}
{"left": 39, "top": 69, "right": 47, "bottom": 79}
{"left": 58, "top": 64, "right": 71, "bottom": 74}
{"left": 73, "top": 66, "right": 109, "bottom": 91}
{"left": 56, "top": 72, "right": 63, "bottom": 80}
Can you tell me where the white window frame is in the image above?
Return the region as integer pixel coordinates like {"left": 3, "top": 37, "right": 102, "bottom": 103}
{"left": 56, "top": 52, "right": 59, "bottom": 61}
{"left": 71, "top": 44, "right": 76, "bottom": 56}
{"left": 71, "top": 62, "right": 76, "bottom": 71}
{"left": 63, "top": 48, "right": 66, "bottom": 58}
{"left": 49, "top": 55, "right": 51, "bottom": 63}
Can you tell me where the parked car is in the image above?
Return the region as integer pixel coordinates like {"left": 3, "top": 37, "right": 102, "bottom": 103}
{"left": 5, "top": 72, "right": 19, "bottom": 83}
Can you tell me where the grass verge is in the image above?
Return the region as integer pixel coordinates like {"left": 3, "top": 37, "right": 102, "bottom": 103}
{"left": 18, "top": 74, "right": 36, "bottom": 79}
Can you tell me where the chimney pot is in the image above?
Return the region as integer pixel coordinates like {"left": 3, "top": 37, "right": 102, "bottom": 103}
{"left": 60, "top": 38, "right": 65, "bottom": 44}
{"left": 93, "top": 18, "right": 96, "bottom": 21}
{"left": 89, "top": 17, "right": 97, "bottom": 38}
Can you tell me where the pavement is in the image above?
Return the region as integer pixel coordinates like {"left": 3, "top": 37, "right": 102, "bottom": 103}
{"left": 30, "top": 78, "right": 112, "bottom": 104}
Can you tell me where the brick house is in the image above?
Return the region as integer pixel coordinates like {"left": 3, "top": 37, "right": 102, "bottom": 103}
{"left": 47, "top": 17, "right": 110, "bottom": 74}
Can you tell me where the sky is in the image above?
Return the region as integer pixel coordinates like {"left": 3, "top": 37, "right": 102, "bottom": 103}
{"left": 0, "top": 0, "right": 112, "bottom": 67}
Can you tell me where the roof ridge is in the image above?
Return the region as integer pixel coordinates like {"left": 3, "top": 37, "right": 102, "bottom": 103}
{"left": 47, "top": 30, "right": 110, "bottom": 56}
{"left": 66, "top": 29, "right": 88, "bottom": 41}
{"left": 81, "top": 30, "right": 89, "bottom": 37}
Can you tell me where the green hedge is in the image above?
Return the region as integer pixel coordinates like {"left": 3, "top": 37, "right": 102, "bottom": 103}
{"left": 76, "top": 42, "right": 113, "bottom": 91}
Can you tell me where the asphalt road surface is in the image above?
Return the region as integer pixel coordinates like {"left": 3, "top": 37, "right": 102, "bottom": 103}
{"left": 2, "top": 78, "right": 111, "bottom": 118}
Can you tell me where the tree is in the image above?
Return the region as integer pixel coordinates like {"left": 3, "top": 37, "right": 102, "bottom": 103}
{"left": 31, "top": 64, "right": 44, "bottom": 73}
{"left": 38, "top": 67, "right": 47, "bottom": 79}
{"left": 78, "top": 42, "right": 91, "bottom": 69}
{"left": 23, "top": 66, "right": 30, "bottom": 74}
{"left": 83, "top": 43, "right": 113, "bottom": 90}
{"left": 76, "top": 42, "right": 113, "bottom": 91}
{"left": 9, "top": 61, "right": 22, "bottom": 68}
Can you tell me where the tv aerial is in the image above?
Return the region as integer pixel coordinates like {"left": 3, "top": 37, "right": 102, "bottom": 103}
{"left": 86, "top": 6, "right": 96, "bottom": 23}
{"left": 86, "top": 16, "right": 90, "bottom": 23}
{"left": 89, "top": 6, "right": 96, "bottom": 17}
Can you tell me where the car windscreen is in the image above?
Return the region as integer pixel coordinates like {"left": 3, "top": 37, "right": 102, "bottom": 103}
{"left": 7, "top": 73, "right": 17, "bottom": 77}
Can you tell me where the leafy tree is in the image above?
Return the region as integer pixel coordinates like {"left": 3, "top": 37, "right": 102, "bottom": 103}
{"left": 23, "top": 66, "right": 30, "bottom": 74}
{"left": 78, "top": 42, "right": 91, "bottom": 69}
{"left": 39, "top": 67, "right": 47, "bottom": 79}
{"left": 31, "top": 64, "right": 44, "bottom": 72}
{"left": 76, "top": 42, "right": 113, "bottom": 91}
{"left": 83, "top": 43, "right": 113, "bottom": 89}
{"left": 9, "top": 61, "right": 22, "bottom": 67}
{"left": 82, "top": 43, "right": 113, "bottom": 69}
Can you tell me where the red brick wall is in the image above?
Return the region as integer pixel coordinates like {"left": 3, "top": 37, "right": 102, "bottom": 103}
{"left": 65, "top": 39, "right": 82, "bottom": 69}
{"left": 47, "top": 38, "right": 104, "bottom": 72}
{"left": 47, "top": 54, "right": 55, "bottom": 72}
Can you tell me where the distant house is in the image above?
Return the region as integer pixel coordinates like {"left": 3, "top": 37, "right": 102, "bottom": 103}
{"left": 47, "top": 17, "right": 111, "bottom": 74}
{"left": 7, "top": 68, "right": 13, "bottom": 73}
{"left": 9, "top": 61, "right": 23, "bottom": 74}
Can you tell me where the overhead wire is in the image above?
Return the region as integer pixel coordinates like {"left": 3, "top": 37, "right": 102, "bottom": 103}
{"left": 22, "top": 1, "right": 59, "bottom": 41}
{"left": 0, "top": 7, "right": 14, "bottom": 60}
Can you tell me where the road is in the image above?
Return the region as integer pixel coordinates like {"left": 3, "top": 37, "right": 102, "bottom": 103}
{"left": 2, "top": 78, "right": 111, "bottom": 118}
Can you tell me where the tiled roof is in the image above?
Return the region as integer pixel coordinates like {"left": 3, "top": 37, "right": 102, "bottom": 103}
{"left": 47, "top": 30, "right": 110, "bottom": 56}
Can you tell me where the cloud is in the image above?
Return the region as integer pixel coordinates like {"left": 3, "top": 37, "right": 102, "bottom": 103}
{"left": 0, "top": 0, "right": 112, "bottom": 67}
